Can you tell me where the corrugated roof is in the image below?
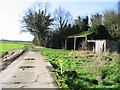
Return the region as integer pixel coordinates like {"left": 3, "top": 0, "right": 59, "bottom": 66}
{"left": 68, "top": 31, "right": 93, "bottom": 38}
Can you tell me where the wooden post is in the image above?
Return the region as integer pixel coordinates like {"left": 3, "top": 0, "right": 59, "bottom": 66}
{"left": 104, "top": 40, "right": 106, "bottom": 52}
{"left": 74, "top": 37, "right": 77, "bottom": 50}
{"left": 65, "top": 38, "right": 67, "bottom": 49}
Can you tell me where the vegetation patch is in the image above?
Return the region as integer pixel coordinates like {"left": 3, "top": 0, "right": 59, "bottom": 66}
{"left": 35, "top": 47, "right": 120, "bottom": 89}
{"left": 19, "top": 65, "right": 34, "bottom": 69}
{"left": 24, "top": 58, "right": 35, "bottom": 60}
{"left": 13, "top": 82, "right": 21, "bottom": 84}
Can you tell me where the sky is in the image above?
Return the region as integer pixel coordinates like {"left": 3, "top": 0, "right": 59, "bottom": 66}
{"left": 0, "top": 0, "right": 118, "bottom": 41}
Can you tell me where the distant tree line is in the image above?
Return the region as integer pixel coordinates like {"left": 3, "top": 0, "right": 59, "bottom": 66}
{"left": 21, "top": 2, "right": 120, "bottom": 49}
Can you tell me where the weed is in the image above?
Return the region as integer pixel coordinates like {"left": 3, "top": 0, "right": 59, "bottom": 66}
{"left": 24, "top": 58, "right": 35, "bottom": 60}
{"left": 19, "top": 65, "right": 34, "bottom": 68}
{"left": 13, "top": 82, "right": 21, "bottom": 84}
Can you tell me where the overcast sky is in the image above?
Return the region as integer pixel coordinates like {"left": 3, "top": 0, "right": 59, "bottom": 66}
{"left": 0, "top": 0, "right": 118, "bottom": 41}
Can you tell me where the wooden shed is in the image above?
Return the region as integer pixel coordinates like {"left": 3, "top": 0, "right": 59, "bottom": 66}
{"left": 65, "top": 31, "right": 119, "bottom": 53}
{"left": 65, "top": 31, "right": 93, "bottom": 50}
{"left": 87, "top": 40, "right": 119, "bottom": 53}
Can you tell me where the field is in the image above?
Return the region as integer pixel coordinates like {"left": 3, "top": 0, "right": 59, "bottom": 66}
{"left": 0, "top": 41, "right": 32, "bottom": 55}
{"left": 1, "top": 41, "right": 119, "bottom": 89}
{"left": 36, "top": 47, "right": 120, "bottom": 89}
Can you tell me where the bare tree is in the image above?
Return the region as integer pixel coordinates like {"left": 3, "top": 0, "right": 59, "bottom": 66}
{"left": 91, "top": 13, "right": 102, "bottom": 26}
{"left": 53, "top": 6, "right": 73, "bottom": 30}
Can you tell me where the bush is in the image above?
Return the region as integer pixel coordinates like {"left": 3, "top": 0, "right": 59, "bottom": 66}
{"left": 81, "top": 40, "right": 90, "bottom": 51}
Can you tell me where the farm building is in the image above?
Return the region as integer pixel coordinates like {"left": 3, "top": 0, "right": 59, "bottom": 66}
{"left": 65, "top": 31, "right": 120, "bottom": 53}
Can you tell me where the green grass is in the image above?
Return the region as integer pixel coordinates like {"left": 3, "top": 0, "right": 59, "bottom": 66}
{"left": 35, "top": 46, "right": 120, "bottom": 89}
{"left": 0, "top": 41, "right": 32, "bottom": 55}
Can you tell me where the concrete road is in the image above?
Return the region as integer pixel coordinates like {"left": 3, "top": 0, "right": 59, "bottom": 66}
{"left": 0, "top": 50, "right": 58, "bottom": 89}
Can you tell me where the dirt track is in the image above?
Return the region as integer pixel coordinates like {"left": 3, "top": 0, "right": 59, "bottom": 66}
{"left": 0, "top": 50, "right": 57, "bottom": 89}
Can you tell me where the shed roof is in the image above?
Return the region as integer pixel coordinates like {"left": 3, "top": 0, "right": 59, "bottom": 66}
{"left": 68, "top": 31, "right": 93, "bottom": 38}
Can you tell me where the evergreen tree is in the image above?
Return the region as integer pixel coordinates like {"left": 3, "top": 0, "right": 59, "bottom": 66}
{"left": 103, "top": 10, "right": 120, "bottom": 39}
{"left": 75, "top": 16, "right": 89, "bottom": 31}
{"left": 21, "top": 5, "right": 54, "bottom": 46}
